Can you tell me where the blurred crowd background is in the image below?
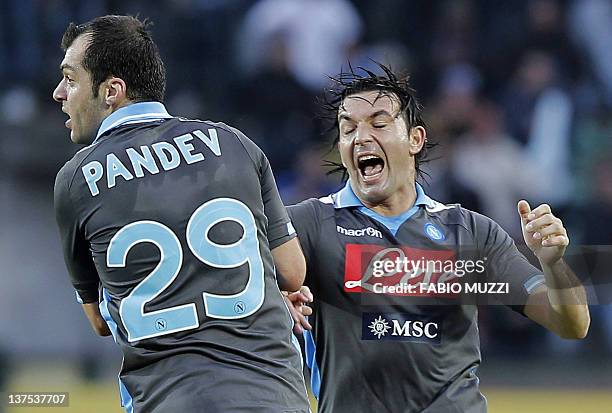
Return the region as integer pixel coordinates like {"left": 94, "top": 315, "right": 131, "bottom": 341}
{"left": 1, "top": 0, "right": 611, "bottom": 410}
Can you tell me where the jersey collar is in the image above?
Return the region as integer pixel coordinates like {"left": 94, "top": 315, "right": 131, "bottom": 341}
{"left": 94, "top": 101, "right": 173, "bottom": 143}
{"left": 330, "top": 180, "right": 435, "bottom": 210}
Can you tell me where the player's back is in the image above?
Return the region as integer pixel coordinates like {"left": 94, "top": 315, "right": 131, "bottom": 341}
{"left": 55, "top": 111, "right": 309, "bottom": 412}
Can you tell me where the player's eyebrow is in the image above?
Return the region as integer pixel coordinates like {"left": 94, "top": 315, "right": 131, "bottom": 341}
{"left": 338, "top": 112, "right": 353, "bottom": 123}
{"left": 368, "top": 110, "right": 394, "bottom": 119}
{"left": 339, "top": 110, "right": 394, "bottom": 123}
{"left": 60, "top": 63, "right": 77, "bottom": 72}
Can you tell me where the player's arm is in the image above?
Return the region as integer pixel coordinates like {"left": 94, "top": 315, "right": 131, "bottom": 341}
{"left": 82, "top": 303, "right": 111, "bottom": 336}
{"left": 518, "top": 201, "right": 590, "bottom": 339}
{"left": 258, "top": 154, "right": 306, "bottom": 291}
{"left": 284, "top": 200, "right": 322, "bottom": 333}
{"left": 272, "top": 238, "right": 306, "bottom": 292}
{"left": 54, "top": 166, "right": 110, "bottom": 337}
{"left": 229, "top": 126, "right": 307, "bottom": 291}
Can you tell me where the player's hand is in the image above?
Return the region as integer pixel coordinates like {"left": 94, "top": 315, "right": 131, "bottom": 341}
{"left": 282, "top": 286, "right": 313, "bottom": 335}
{"left": 518, "top": 200, "right": 569, "bottom": 266}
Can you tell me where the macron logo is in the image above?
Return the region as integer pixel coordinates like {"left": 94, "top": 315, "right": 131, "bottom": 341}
{"left": 337, "top": 225, "right": 383, "bottom": 239}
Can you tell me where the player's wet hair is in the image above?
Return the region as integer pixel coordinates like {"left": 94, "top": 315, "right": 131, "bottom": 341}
{"left": 61, "top": 15, "right": 166, "bottom": 102}
{"left": 321, "top": 62, "right": 436, "bottom": 181}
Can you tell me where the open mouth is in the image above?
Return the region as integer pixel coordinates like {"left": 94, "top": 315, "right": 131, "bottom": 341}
{"left": 357, "top": 154, "right": 385, "bottom": 182}
{"left": 62, "top": 108, "right": 72, "bottom": 129}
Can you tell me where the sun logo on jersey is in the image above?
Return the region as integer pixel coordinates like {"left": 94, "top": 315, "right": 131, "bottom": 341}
{"left": 368, "top": 316, "right": 391, "bottom": 339}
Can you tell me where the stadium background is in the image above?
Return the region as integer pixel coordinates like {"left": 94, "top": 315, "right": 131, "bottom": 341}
{"left": 1, "top": 0, "right": 611, "bottom": 411}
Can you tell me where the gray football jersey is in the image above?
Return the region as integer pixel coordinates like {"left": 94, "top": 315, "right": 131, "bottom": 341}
{"left": 54, "top": 103, "right": 309, "bottom": 413}
{"left": 288, "top": 182, "right": 545, "bottom": 413}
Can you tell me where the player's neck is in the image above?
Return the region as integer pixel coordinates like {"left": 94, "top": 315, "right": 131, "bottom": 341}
{"left": 111, "top": 98, "right": 136, "bottom": 113}
{"left": 364, "top": 184, "right": 417, "bottom": 217}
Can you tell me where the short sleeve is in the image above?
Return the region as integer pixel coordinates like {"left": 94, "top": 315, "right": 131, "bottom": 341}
{"left": 54, "top": 164, "right": 100, "bottom": 303}
{"left": 287, "top": 199, "right": 321, "bottom": 271}
{"left": 259, "top": 153, "right": 297, "bottom": 249}
{"left": 228, "top": 125, "right": 296, "bottom": 250}
{"left": 472, "top": 211, "right": 545, "bottom": 315}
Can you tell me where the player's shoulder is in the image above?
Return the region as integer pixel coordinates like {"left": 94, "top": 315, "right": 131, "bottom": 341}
{"left": 421, "top": 198, "right": 463, "bottom": 224}
{"left": 422, "top": 199, "right": 498, "bottom": 234}
{"left": 441, "top": 204, "right": 506, "bottom": 240}
{"left": 287, "top": 196, "right": 336, "bottom": 223}
{"left": 174, "top": 117, "right": 254, "bottom": 143}
{"left": 176, "top": 117, "right": 264, "bottom": 160}
{"left": 54, "top": 144, "right": 99, "bottom": 192}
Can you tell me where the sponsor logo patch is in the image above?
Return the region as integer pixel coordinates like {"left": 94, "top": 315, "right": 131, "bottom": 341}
{"left": 362, "top": 312, "right": 441, "bottom": 343}
{"left": 337, "top": 225, "right": 383, "bottom": 239}
{"left": 343, "top": 244, "right": 459, "bottom": 296}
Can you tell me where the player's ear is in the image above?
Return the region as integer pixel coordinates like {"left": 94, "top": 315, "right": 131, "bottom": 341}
{"left": 103, "top": 77, "right": 128, "bottom": 108}
{"left": 408, "top": 126, "right": 426, "bottom": 155}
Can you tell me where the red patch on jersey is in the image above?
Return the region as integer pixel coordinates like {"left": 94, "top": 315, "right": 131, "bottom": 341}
{"left": 343, "top": 244, "right": 460, "bottom": 296}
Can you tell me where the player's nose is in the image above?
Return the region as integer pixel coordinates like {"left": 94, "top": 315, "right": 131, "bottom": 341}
{"left": 53, "top": 81, "right": 67, "bottom": 102}
{"left": 354, "top": 124, "right": 374, "bottom": 145}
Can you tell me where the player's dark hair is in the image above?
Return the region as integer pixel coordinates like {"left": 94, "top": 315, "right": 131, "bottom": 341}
{"left": 321, "top": 62, "right": 436, "bottom": 182}
{"left": 61, "top": 15, "right": 166, "bottom": 102}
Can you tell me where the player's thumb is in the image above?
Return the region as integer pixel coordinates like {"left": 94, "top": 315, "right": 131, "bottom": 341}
{"left": 300, "top": 285, "right": 313, "bottom": 302}
{"left": 517, "top": 200, "right": 531, "bottom": 223}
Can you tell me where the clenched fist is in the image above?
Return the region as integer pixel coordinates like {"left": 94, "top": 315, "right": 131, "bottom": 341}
{"left": 518, "top": 200, "right": 569, "bottom": 266}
